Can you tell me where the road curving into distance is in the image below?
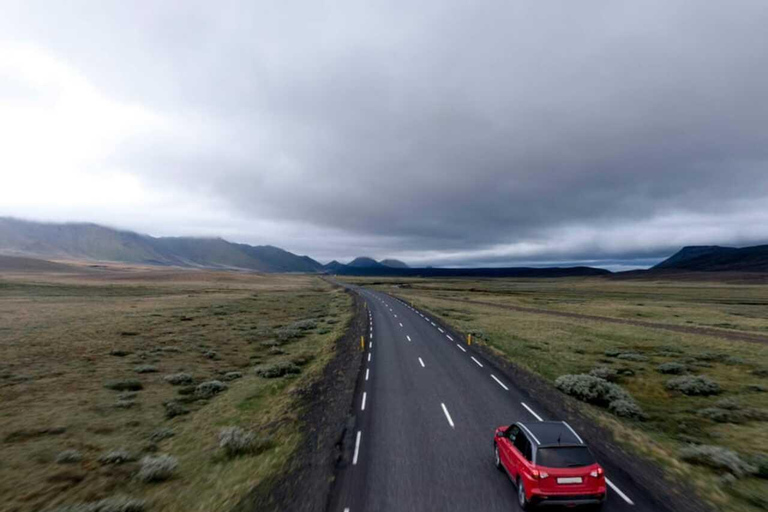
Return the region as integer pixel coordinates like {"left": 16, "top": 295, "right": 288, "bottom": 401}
{"left": 328, "top": 285, "right": 673, "bottom": 512}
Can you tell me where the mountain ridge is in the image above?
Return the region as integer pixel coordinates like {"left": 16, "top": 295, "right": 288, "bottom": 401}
{"left": 0, "top": 217, "right": 323, "bottom": 273}
{"left": 652, "top": 244, "right": 768, "bottom": 272}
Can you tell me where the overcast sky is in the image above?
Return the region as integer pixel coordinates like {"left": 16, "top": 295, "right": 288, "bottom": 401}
{"left": 2, "top": 1, "right": 768, "bottom": 269}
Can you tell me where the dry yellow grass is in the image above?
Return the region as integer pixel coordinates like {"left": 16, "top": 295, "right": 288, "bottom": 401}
{"left": 0, "top": 266, "right": 351, "bottom": 511}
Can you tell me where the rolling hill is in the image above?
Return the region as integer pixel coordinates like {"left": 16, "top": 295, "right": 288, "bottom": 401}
{"left": 0, "top": 218, "right": 323, "bottom": 273}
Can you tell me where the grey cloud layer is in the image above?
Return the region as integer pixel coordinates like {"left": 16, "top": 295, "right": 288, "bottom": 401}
{"left": 4, "top": 0, "right": 768, "bottom": 266}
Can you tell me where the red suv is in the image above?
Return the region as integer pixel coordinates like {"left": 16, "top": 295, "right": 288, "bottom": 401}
{"left": 494, "top": 421, "right": 606, "bottom": 509}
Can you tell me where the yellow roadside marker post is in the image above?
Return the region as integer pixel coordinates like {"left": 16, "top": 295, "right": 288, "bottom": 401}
{"left": 361, "top": 336, "right": 365, "bottom": 351}
{"left": 467, "top": 334, "right": 472, "bottom": 346}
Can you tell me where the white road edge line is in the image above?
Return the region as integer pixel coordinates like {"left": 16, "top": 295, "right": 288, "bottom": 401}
{"left": 361, "top": 392, "right": 367, "bottom": 411}
{"left": 606, "top": 478, "right": 635, "bottom": 506}
{"left": 491, "top": 374, "right": 509, "bottom": 390}
{"left": 353, "top": 431, "right": 362, "bottom": 465}
{"left": 365, "top": 368, "right": 369, "bottom": 381}
{"left": 521, "top": 402, "right": 543, "bottom": 421}
{"left": 441, "top": 403, "right": 455, "bottom": 428}
{"left": 418, "top": 357, "right": 425, "bottom": 367}
{"left": 470, "top": 356, "right": 484, "bottom": 367}
{"left": 456, "top": 344, "right": 466, "bottom": 352}
{"left": 406, "top": 335, "right": 412, "bottom": 342}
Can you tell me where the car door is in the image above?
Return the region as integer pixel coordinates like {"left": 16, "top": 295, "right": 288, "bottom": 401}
{"left": 499, "top": 425, "right": 519, "bottom": 474}
{"left": 510, "top": 429, "right": 530, "bottom": 480}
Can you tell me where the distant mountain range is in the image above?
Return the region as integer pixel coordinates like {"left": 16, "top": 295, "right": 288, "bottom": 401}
{"left": 6, "top": 217, "right": 764, "bottom": 276}
{"left": 0, "top": 217, "right": 323, "bottom": 273}
{"left": 652, "top": 245, "right": 768, "bottom": 272}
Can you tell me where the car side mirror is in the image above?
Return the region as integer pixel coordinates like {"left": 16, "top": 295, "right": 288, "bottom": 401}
{"left": 496, "top": 431, "right": 504, "bottom": 438}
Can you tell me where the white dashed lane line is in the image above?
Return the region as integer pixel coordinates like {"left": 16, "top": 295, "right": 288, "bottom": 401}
{"left": 456, "top": 344, "right": 467, "bottom": 353}
{"left": 490, "top": 374, "right": 509, "bottom": 391}
{"left": 446, "top": 335, "right": 454, "bottom": 341}
{"left": 441, "top": 403, "right": 455, "bottom": 428}
{"left": 470, "top": 356, "right": 483, "bottom": 368}
{"left": 361, "top": 392, "right": 367, "bottom": 411}
{"left": 438, "top": 327, "right": 444, "bottom": 333}
{"left": 399, "top": 322, "right": 403, "bottom": 327}
{"left": 368, "top": 353, "right": 371, "bottom": 362}
{"left": 406, "top": 335, "right": 412, "bottom": 342}
{"left": 521, "top": 402, "right": 543, "bottom": 421}
{"left": 353, "top": 431, "right": 362, "bottom": 465}
{"left": 365, "top": 368, "right": 369, "bottom": 381}
{"left": 418, "top": 357, "right": 425, "bottom": 368}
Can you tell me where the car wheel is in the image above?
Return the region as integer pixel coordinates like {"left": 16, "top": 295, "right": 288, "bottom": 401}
{"left": 518, "top": 479, "right": 532, "bottom": 510}
{"left": 494, "top": 445, "right": 502, "bottom": 470}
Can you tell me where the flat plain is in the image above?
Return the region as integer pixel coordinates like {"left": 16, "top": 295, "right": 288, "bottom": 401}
{"left": 0, "top": 263, "right": 351, "bottom": 511}
{"left": 346, "top": 275, "right": 768, "bottom": 512}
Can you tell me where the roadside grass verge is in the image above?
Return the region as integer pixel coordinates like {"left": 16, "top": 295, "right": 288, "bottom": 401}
{"left": 357, "top": 277, "right": 768, "bottom": 512}
{"left": 0, "top": 270, "right": 352, "bottom": 511}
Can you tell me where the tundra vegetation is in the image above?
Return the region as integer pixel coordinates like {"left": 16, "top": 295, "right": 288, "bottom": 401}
{"left": 0, "top": 267, "right": 351, "bottom": 511}
{"left": 349, "top": 276, "right": 768, "bottom": 512}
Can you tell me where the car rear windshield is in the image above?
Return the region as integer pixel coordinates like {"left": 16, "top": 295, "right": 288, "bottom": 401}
{"left": 536, "top": 446, "right": 596, "bottom": 468}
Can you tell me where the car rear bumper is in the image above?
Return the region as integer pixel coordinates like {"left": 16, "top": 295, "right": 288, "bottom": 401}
{"left": 532, "top": 493, "right": 606, "bottom": 507}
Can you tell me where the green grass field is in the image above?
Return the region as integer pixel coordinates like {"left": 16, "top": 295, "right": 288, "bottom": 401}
{"left": 346, "top": 276, "right": 768, "bottom": 512}
{"left": 0, "top": 268, "right": 351, "bottom": 511}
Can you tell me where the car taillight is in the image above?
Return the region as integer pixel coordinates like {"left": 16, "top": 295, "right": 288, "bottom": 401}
{"left": 590, "top": 467, "right": 604, "bottom": 478}
{"left": 531, "top": 470, "right": 549, "bottom": 479}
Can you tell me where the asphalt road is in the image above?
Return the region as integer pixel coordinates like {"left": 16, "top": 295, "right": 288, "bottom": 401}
{"left": 328, "top": 286, "right": 670, "bottom": 512}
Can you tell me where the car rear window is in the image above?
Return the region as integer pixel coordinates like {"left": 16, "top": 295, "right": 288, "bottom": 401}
{"left": 536, "top": 446, "right": 596, "bottom": 468}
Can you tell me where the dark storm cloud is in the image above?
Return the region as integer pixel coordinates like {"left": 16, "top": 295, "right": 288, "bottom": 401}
{"left": 4, "top": 1, "right": 768, "bottom": 267}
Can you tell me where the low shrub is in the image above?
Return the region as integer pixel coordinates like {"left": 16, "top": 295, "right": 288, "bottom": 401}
{"left": 136, "top": 455, "right": 178, "bottom": 483}
{"left": 254, "top": 361, "right": 301, "bottom": 379}
{"left": 176, "top": 385, "right": 196, "bottom": 396}
{"left": 56, "top": 450, "right": 83, "bottom": 464}
{"left": 267, "top": 347, "right": 285, "bottom": 355}
{"left": 749, "top": 454, "right": 768, "bottom": 479}
{"left": 194, "top": 380, "right": 228, "bottom": 398}
{"left": 555, "top": 374, "right": 631, "bottom": 405}
{"left": 149, "top": 428, "right": 175, "bottom": 442}
{"left": 615, "top": 353, "right": 648, "bottom": 362}
{"left": 679, "top": 445, "right": 756, "bottom": 476}
{"left": 223, "top": 371, "right": 242, "bottom": 381}
{"left": 115, "top": 398, "right": 136, "bottom": 409}
{"left": 555, "top": 374, "right": 643, "bottom": 419}
{"left": 723, "top": 356, "right": 746, "bottom": 365}
{"left": 109, "top": 349, "right": 131, "bottom": 357}
{"left": 290, "top": 353, "right": 314, "bottom": 367}
{"left": 163, "top": 400, "right": 189, "bottom": 419}
{"left": 608, "top": 399, "right": 645, "bottom": 419}
{"left": 752, "top": 368, "right": 768, "bottom": 378}
{"left": 203, "top": 350, "right": 219, "bottom": 360}
{"left": 99, "top": 450, "right": 136, "bottom": 465}
{"left": 164, "top": 373, "right": 194, "bottom": 386}
{"left": 291, "top": 319, "right": 318, "bottom": 331}
{"left": 218, "top": 427, "right": 255, "bottom": 457}
{"left": 604, "top": 348, "right": 622, "bottom": 357}
{"left": 588, "top": 366, "right": 618, "bottom": 382}
{"left": 104, "top": 380, "right": 143, "bottom": 392}
{"left": 133, "top": 365, "right": 157, "bottom": 374}
{"left": 666, "top": 375, "right": 721, "bottom": 396}
{"left": 51, "top": 496, "right": 145, "bottom": 512}
{"left": 159, "top": 346, "right": 182, "bottom": 353}
{"left": 276, "top": 327, "right": 303, "bottom": 342}
{"left": 657, "top": 362, "right": 687, "bottom": 375}
{"left": 695, "top": 351, "right": 726, "bottom": 362}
